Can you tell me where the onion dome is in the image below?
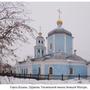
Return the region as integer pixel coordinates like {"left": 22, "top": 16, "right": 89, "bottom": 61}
{"left": 48, "top": 9, "right": 72, "bottom": 37}
{"left": 38, "top": 32, "right": 42, "bottom": 36}
{"left": 37, "top": 32, "right": 43, "bottom": 38}
{"left": 57, "top": 19, "right": 63, "bottom": 26}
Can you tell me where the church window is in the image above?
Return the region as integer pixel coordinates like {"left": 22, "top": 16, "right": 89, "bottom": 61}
{"left": 50, "top": 43, "right": 52, "bottom": 49}
{"left": 42, "top": 41, "right": 43, "bottom": 44}
{"left": 38, "top": 40, "right": 40, "bottom": 43}
{"left": 69, "top": 68, "right": 73, "bottom": 74}
{"left": 49, "top": 67, "right": 53, "bottom": 74}
{"left": 38, "top": 49, "right": 40, "bottom": 53}
{"left": 38, "top": 67, "right": 41, "bottom": 75}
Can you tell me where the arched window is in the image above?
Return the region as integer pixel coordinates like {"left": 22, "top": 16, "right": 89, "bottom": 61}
{"left": 42, "top": 41, "right": 43, "bottom": 44}
{"left": 38, "top": 67, "right": 41, "bottom": 75}
{"left": 69, "top": 68, "right": 73, "bottom": 74}
{"left": 42, "top": 50, "right": 44, "bottom": 56}
{"left": 38, "top": 40, "right": 40, "bottom": 43}
{"left": 38, "top": 49, "right": 40, "bottom": 53}
{"left": 49, "top": 67, "right": 53, "bottom": 74}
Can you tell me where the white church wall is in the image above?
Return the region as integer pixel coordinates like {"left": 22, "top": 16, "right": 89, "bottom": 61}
{"left": 15, "top": 61, "right": 32, "bottom": 74}
{"left": 15, "top": 63, "right": 20, "bottom": 74}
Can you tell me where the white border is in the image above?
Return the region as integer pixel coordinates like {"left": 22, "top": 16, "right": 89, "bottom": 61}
{"left": 1, "top": 0, "right": 90, "bottom": 2}
{"left": 0, "top": 84, "right": 90, "bottom": 90}
{"left": 0, "top": 1, "right": 90, "bottom": 90}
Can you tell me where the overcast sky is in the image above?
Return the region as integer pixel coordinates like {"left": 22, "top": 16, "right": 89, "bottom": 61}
{"left": 15, "top": 2, "right": 90, "bottom": 62}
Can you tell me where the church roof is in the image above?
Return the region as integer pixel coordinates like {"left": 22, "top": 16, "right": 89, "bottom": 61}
{"left": 48, "top": 28, "right": 72, "bottom": 37}
{"left": 32, "top": 53, "right": 87, "bottom": 63}
{"left": 86, "top": 61, "right": 90, "bottom": 65}
{"left": 66, "top": 54, "right": 87, "bottom": 62}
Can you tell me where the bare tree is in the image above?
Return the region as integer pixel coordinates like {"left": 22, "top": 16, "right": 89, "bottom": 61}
{"left": 0, "top": 2, "right": 36, "bottom": 63}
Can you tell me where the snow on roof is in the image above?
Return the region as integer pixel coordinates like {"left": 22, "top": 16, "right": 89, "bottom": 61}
{"left": 31, "top": 53, "right": 87, "bottom": 63}
{"left": 48, "top": 28, "right": 72, "bottom": 37}
{"left": 66, "top": 54, "right": 87, "bottom": 62}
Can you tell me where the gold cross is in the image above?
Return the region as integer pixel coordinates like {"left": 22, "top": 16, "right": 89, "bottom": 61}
{"left": 58, "top": 9, "right": 62, "bottom": 19}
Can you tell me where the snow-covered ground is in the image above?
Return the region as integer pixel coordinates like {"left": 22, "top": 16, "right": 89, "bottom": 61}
{"left": 0, "top": 76, "right": 90, "bottom": 84}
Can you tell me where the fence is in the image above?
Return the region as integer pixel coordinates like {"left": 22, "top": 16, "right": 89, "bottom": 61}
{"left": 0, "top": 72, "right": 89, "bottom": 80}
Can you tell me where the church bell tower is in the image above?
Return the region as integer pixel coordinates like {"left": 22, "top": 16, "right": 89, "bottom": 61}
{"left": 34, "top": 32, "right": 46, "bottom": 58}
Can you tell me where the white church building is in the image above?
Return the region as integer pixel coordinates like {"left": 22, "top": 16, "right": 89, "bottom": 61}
{"left": 15, "top": 11, "right": 89, "bottom": 79}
